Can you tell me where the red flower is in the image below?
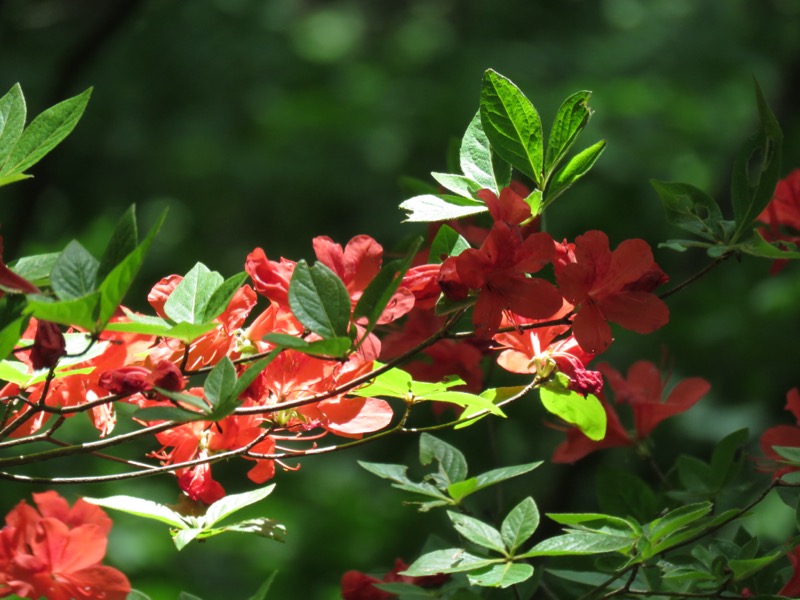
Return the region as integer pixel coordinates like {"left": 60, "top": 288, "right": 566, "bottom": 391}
{"left": 598, "top": 360, "right": 710, "bottom": 439}
{"left": 0, "top": 491, "right": 130, "bottom": 600}
{"left": 478, "top": 185, "right": 532, "bottom": 225}
{"left": 29, "top": 321, "right": 66, "bottom": 371}
{"left": 759, "top": 388, "right": 800, "bottom": 479}
{"left": 757, "top": 169, "right": 800, "bottom": 274}
{"left": 439, "top": 222, "right": 562, "bottom": 336}
{"left": 779, "top": 545, "right": 800, "bottom": 597}
{"left": 341, "top": 558, "right": 448, "bottom": 599}
{"left": 0, "top": 236, "right": 40, "bottom": 296}
{"left": 555, "top": 231, "right": 669, "bottom": 354}
{"left": 552, "top": 360, "right": 709, "bottom": 463}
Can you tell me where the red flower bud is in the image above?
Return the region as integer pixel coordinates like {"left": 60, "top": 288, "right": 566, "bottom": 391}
{"left": 30, "top": 320, "right": 66, "bottom": 370}
{"left": 98, "top": 366, "right": 153, "bottom": 395}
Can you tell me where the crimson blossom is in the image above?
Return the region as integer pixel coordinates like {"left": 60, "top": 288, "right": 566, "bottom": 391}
{"left": 555, "top": 230, "right": 669, "bottom": 354}
{"left": 757, "top": 168, "right": 800, "bottom": 274}
{"left": 0, "top": 491, "right": 130, "bottom": 600}
{"left": 759, "top": 387, "right": 800, "bottom": 478}
{"left": 341, "top": 558, "right": 449, "bottom": 600}
{"left": 553, "top": 360, "right": 710, "bottom": 462}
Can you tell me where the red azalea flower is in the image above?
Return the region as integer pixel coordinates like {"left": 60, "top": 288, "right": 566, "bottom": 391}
{"left": 779, "top": 544, "right": 800, "bottom": 597}
{"left": 555, "top": 230, "right": 669, "bottom": 354}
{"left": 552, "top": 395, "right": 634, "bottom": 463}
{"left": 0, "top": 491, "right": 130, "bottom": 600}
{"left": 478, "top": 185, "right": 532, "bottom": 225}
{"left": 598, "top": 360, "right": 710, "bottom": 438}
{"left": 759, "top": 388, "right": 800, "bottom": 478}
{"left": 439, "top": 222, "right": 562, "bottom": 336}
{"left": 341, "top": 558, "right": 449, "bottom": 600}
{"left": 757, "top": 169, "right": 800, "bottom": 274}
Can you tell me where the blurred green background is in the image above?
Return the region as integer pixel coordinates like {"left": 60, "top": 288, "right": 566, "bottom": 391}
{"left": 2, "top": 0, "right": 800, "bottom": 598}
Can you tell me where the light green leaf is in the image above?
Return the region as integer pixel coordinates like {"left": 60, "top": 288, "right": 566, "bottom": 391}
{"left": 520, "top": 532, "right": 633, "bottom": 557}
{"left": 173, "top": 528, "right": 202, "bottom": 551}
{"left": 203, "top": 484, "right": 276, "bottom": 528}
{"left": 201, "top": 272, "right": 248, "bottom": 323}
{"left": 399, "top": 194, "right": 488, "bottom": 222}
{"left": 105, "top": 319, "right": 216, "bottom": 344}
{"left": 728, "top": 551, "right": 783, "bottom": 582}
{"left": 460, "top": 110, "right": 507, "bottom": 194}
{"left": 0, "top": 88, "right": 91, "bottom": 177}
{"left": 431, "top": 172, "right": 484, "bottom": 199}
{"left": 402, "top": 549, "right": 499, "bottom": 576}
{"left": 163, "top": 263, "right": 224, "bottom": 325}
{"left": 467, "top": 562, "right": 534, "bottom": 588}
{"left": 772, "top": 445, "right": 800, "bottom": 464}
{"left": 96, "top": 205, "right": 138, "bottom": 284}
{"left": 449, "top": 511, "right": 506, "bottom": 554}
{"left": 546, "top": 140, "right": 606, "bottom": 204}
{"left": 539, "top": 387, "right": 606, "bottom": 441}
{"left": 501, "top": 497, "right": 539, "bottom": 554}
{"left": 26, "top": 292, "right": 102, "bottom": 331}
{"left": 83, "top": 495, "right": 187, "bottom": 529}
{"left": 288, "top": 260, "right": 351, "bottom": 339}
{"left": 480, "top": 69, "right": 543, "bottom": 185}
{"left": 448, "top": 462, "right": 541, "bottom": 502}
{"left": 455, "top": 386, "right": 527, "bottom": 429}
{"left": 647, "top": 502, "right": 713, "bottom": 543}
{"left": 9, "top": 252, "right": 59, "bottom": 288}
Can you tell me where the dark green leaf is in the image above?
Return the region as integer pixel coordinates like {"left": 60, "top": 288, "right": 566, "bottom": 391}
{"left": 501, "top": 497, "right": 539, "bottom": 554}
{"left": 448, "top": 511, "right": 506, "bottom": 554}
{"left": 545, "top": 90, "right": 592, "bottom": 175}
{"left": 429, "top": 225, "right": 470, "bottom": 263}
{"left": 230, "top": 351, "right": 281, "bottom": 400}
{"left": 651, "top": 180, "right": 725, "bottom": 241}
{"left": 739, "top": 229, "right": 800, "bottom": 260}
{"left": 132, "top": 405, "right": 208, "bottom": 423}
{"left": 709, "top": 428, "right": 748, "bottom": 488}
{"left": 201, "top": 272, "right": 249, "bottom": 323}
{"left": 0, "top": 88, "right": 91, "bottom": 177}
{"left": 372, "top": 582, "right": 432, "bottom": 597}
{"left": 467, "top": 563, "right": 534, "bottom": 588}
{"left": 0, "top": 295, "right": 29, "bottom": 362}
{"left": 647, "top": 502, "right": 713, "bottom": 543}
{"left": 264, "top": 332, "right": 351, "bottom": 357}
{"left": 595, "top": 467, "right": 658, "bottom": 523}
{"left": 399, "top": 194, "right": 487, "bottom": 222}
{"left": 420, "top": 433, "right": 468, "bottom": 486}
{"left": 97, "top": 208, "right": 166, "bottom": 329}
{"left": 204, "top": 357, "right": 237, "bottom": 411}
{"left": 96, "top": 205, "right": 138, "bottom": 284}
{"left": 246, "top": 572, "right": 278, "bottom": 600}
{"left": 0, "top": 84, "right": 26, "bottom": 169}
{"left": 163, "top": 263, "right": 224, "bottom": 325}
{"left": 50, "top": 240, "right": 99, "bottom": 300}
{"left": 480, "top": 69, "right": 543, "bottom": 185}
{"left": 288, "top": 260, "right": 351, "bottom": 339}
{"left": 728, "top": 551, "right": 783, "bottom": 581}
{"left": 731, "top": 79, "right": 783, "bottom": 242}
{"left": 676, "top": 455, "right": 714, "bottom": 493}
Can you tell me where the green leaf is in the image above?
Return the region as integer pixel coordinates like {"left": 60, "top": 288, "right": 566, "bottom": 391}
{"left": 402, "top": 549, "right": 499, "bottom": 576}
{"left": 132, "top": 405, "right": 208, "bottom": 423}
{"left": 731, "top": 79, "right": 783, "bottom": 242}
{"left": 546, "top": 513, "right": 639, "bottom": 538}
{"left": 651, "top": 180, "right": 725, "bottom": 241}
{"left": 0, "top": 84, "right": 26, "bottom": 169}
{"left": 173, "top": 528, "right": 202, "bottom": 551}
{"left": 96, "top": 205, "right": 138, "bottom": 284}
{"left": 728, "top": 551, "right": 783, "bottom": 582}
{"left": 773, "top": 445, "right": 800, "bottom": 464}
{"left": 105, "top": 318, "right": 216, "bottom": 344}
{"left": 460, "top": 110, "right": 510, "bottom": 194}
{"left": 419, "top": 433, "right": 468, "bottom": 486}
{"left": 0, "top": 173, "right": 31, "bottom": 187}
{"left": 399, "top": 194, "right": 488, "bottom": 222}
{"left": 8, "top": 253, "right": 59, "bottom": 288}
{"left": 201, "top": 272, "right": 248, "bottom": 323}
{"left": 502, "top": 497, "right": 540, "bottom": 554}
{"left": 431, "top": 172, "right": 483, "bottom": 199}
{"left": 97, "top": 208, "right": 166, "bottom": 329}
{"left": 177, "top": 593, "right": 204, "bottom": 600}
{"left": 520, "top": 532, "right": 634, "bottom": 557}
{"left": 739, "top": 229, "right": 800, "bottom": 260}
{"left": 126, "top": 590, "right": 152, "bottom": 600}
{"left": 429, "top": 225, "right": 470, "bottom": 263}
{"left": 595, "top": 467, "right": 659, "bottom": 523}
{"left": 358, "top": 461, "right": 452, "bottom": 505}
{"left": 83, "top": 495, "right": 187, "bottom": 529}
{"left": 676, "top": 455, "right": 714, "bottom": 493}
{"left": 545, "top": 90, "right": 593, "bottom": 175}
{"left": 546, "top": 140, "right": 606, "bottom": 204}
{"left": 448, "top": 511, "right": 506, "bottom": 554}
{"left": 647, "top": 502, "right": 713, "bottom": 543}
{"left": 353, "top": 237, "right": 422, "bottom": 335}
{"left": 246, "top": 572, "right": 278, "bottom": 600}
{"left": 480, "top": 69, "right": 543, "bottom": 185}
{"left": 467, "top": 563, "right": 534, "bottom": 588}
{"left": 202, "top": 484, "right": 276, "bottom": 528}
{"left": 0, "top": 295, "right": 29, "bottom": 362}
{"left": 288, "top": 260, "right": 351, "bottom": 339}
{"left": 163, "top": 263, "right": 224, "bottom": 325}
{"left": 539, "top": 387, "right": 606, "bottom": 441}
{"left": 50, "top": 240, "right": 99, "bottom": 300}
{"left": 448, "top": 462, "right": 541, "bottom": 502}
{"left": 0, "top": 88, "right": 91, "bottom": 177}
{"left": 372, "top": 582, "right": 432, "bottom": 597}
{"left": 203, "top": 357, "right": 237, "bottom": 412}
{"left": 709, "top": 428, "right": 748, "bottom": 488}
{"left": 26, "top": 292, "right": 102, "bottom": 331}
{"left": 455, "top": 386, "right": 527, "bottom": 429}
